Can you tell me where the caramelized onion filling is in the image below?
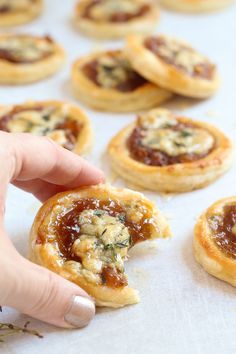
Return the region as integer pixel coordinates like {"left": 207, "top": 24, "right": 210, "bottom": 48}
{"left": 208, "top": 205, "right": 236, "bottom": 259}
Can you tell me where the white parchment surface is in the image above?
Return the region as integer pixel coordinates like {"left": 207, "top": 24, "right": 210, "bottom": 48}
{"left": 0, "top": 1, "right": 236, "bottom": 353}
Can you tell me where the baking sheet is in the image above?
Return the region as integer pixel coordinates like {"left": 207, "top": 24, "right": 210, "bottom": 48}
{"left": 1, "top": 1, "right": 236, "bottom": 353}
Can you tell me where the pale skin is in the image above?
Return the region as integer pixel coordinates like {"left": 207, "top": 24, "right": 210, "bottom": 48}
{"left": 0, "top": 132, "right": 104, "bottom": 328}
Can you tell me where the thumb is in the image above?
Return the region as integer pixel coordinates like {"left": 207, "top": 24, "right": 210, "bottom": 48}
{"left": 1, "top": 252, "right": 95, "bottom": 328}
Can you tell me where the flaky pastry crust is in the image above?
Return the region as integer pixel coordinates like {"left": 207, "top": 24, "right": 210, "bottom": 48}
{"left": 0, "top": 34, "right": 65, "bottom": 84}
{"left": 107, "top": 109, "right": 233, "bottom": 193}
{"left": 71, "top": 50, "right": 172, "bottom": 112}
{"left": 29, "top": 184, "right": 171, "bottom": 307}
{"left": 125, "top": 34, "right": 220, "bottom": 98}
{"left": 0, "top": 100, "right": 93, "bottom": 155}
{"left": 74, "top": 0, "right": 159, "bottom": 39}
{"left": 0, "top": 0, "right": 43, "bottom": 26}
{"left": 194, "top": 197, "right": 236, "bottom": 287}
{"left": 160, "top": 0, "right": 233, "bottom": 13}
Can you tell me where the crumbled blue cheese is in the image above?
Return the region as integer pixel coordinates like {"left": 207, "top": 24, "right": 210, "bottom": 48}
{"left": 139, "top": 109, "right": 177, "bottom": 130}
{"left": 140, "top": 109, "right": 214, "bottom": 156}
{"left": 142, "top": 127, "right": 214, "bottom": 156}
{"left": 71, "top": 209, "right": 131, "bottom": 285}
{"left": 157, "top": 36, "right": 210, "bottom": 75}
{"left": 96, "top": 54, "right": 132, "bottom": 89}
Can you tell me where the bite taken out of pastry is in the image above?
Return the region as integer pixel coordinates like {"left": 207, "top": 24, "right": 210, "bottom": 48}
{"left": 125, "top": 34, "right": 220, "bottom": 98}
{"left": 0, "top": 33, "right": 65, "bottom": 84}
{"left": 0, "top": 100, "right": 93, "bottom": 155}
{"left": 74, "top": 0, "right": 159, "bottom": 40}
{"left": 194, "top": 197, "right": 236, "bottom": 288}
{"left": 71, "top": 49, "right": 172, "bottom": 112}
{"left": 29, "top": 184, "right": 171, "bottom": 307}
{"left": 0, "top": 0, "right": 43, "bottom": 26}
{"left": 107, "top": 108, "right": 233, "bottom": 193}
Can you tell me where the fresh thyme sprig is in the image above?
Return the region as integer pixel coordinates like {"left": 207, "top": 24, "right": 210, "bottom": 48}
{"left": 0, "top": 321, "right": 43, "bottom": 342}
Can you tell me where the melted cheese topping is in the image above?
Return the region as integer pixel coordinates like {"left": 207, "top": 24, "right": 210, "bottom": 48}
{"left": 70, "top": 210, "right": 130, "bottom": 285}
{"left": 89, "top": 0, "right": 140, "bottom": 21}
{"left": 96, "top": 54, "right": 133, "bottom": 88}
{"left": 0, "top": 36, "right": 54, "bottom": 62}
{"left": 0, "top": 0, "right": 34, "bottom": 11}
{"left": 138, "top": 109, "right": 176, "bottom": 130}
{"left": 6, "top": 106, "right": 69, "bottom": 146}
{"left": 139, "top": 109, "right": 214, "bottom": 156}
{"left": 156, "top": 36, "right": 211, "bottom": 76}
{"left": 142, "top": 127, "right": 214, "bottom": 156}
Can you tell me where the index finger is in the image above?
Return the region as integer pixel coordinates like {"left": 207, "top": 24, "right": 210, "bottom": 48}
{"left": 7, "top": 132, "right": 104, "bottom": 188}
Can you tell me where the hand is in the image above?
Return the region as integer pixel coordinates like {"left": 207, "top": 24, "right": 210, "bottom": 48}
{"left": 0, "top": 132, "right": 104, "bottom": 328}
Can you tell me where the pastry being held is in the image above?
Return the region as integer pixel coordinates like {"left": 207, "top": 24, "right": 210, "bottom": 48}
{"left": 0, "top": 132, "right": 105, "bottom": 328}
{"left": 30, "top": 184, "right": 171, "bottom": 307}
{"left": 108, "top": 108, "right": 233, "bottom": 193}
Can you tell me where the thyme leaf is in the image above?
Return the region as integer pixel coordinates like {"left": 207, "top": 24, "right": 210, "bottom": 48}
{"left": 163, "top": 123, "right": 175, "bottom": 129}
{"left": 104, "top": 243, "right": 114, "bottom": 251}
{"left": 42, "top": 114, "right": 50, "bottom": 121}
{"left": 41, "top": 127, "right": 50, "bottom": 135}
{"left": 181, "top": 130, "right": 192, "bottom": 138}
{"left": 115, "top": 239, "right": 130, "bottom": 248}
{"left": 117, "top": 212, "right": 126, "bottom": 223}
{"left": 102, "top": 64, "right": 114, "bottom": 72}
{"left": 104, "top": 238, "right": 130, "bottom": 251}
{"left": 174, "top": 142, "right": 185, "bottom": 147}
{"left": 94, "top": 209, "right": 105, "bottom": 217}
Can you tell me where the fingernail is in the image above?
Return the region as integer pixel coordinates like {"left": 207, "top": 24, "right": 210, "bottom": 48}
{"left": 65, "top": 296, "right": 95, "bottom": 328}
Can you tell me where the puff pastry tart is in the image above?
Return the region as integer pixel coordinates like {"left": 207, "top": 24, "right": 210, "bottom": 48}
{"left": 0, "top": 100, "right": 92, "bottom": 154}
{"left": 125, "top": 34, "right": 220, "bottom": 98}
{"left": 74, "top": 0, "right": 159, "bottom": 39}
{"left": 0, "top": 0, "right": 43, "bottom": 26}
{"left": 0, "top": 34, "right": 65, "bottom": 84}
{"left": 160, "top": 0, "right": 233, "bottom": 13}
{"left": 194, "top": 197, "right": 236, "bottom": 287}
{"left": 108, "top": 109, "right": 233, "bottom": 193}
{"left": 29, "top": 184, "right": 170, "bottom": 307}
{"left": 71, "top": 49, "right": 172, "bottom": 112}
